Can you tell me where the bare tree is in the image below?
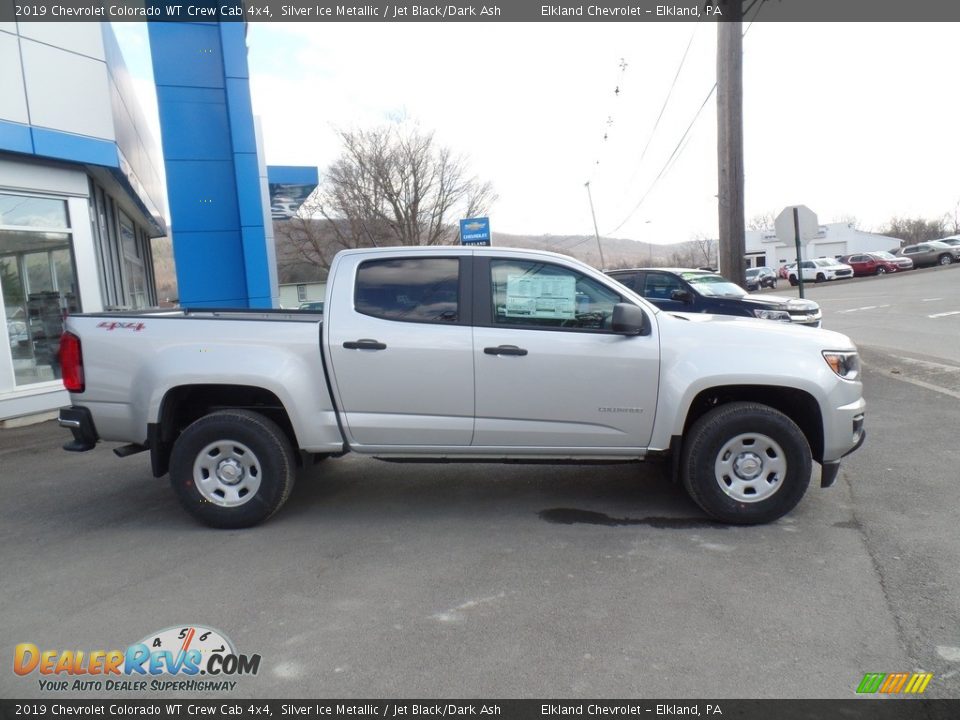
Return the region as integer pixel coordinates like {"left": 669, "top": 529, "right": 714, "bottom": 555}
{"left": 880, "top": 216, "right": 949, "bottom": 246}
{"left": 747, "top": 211, "right": 776, "bottom": 231}
{"left": 315, "top": 122, "right": 496, "bottom": 252}
{"left": 691, "top": 234, "right": 718, "bottom": 267}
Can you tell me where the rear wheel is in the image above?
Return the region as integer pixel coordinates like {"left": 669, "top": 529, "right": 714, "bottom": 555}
{"left": 876, "top": 266, "right": 886, "bottom": 275}
{"left": 169, "top": 410, "right": 296, "bottom": 528}
{"left": 681, "top": 402, "right": 812, "bottom": 525}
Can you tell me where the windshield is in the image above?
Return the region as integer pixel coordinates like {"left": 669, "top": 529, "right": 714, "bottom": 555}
{"left": 745, "top": 269, "right": 759, "bottom": 277}
{"left": 682, "top": 273, "right": 747, "bottom": 298}
{"left": 872, "top": 251, "right": 896, "bottom": 260}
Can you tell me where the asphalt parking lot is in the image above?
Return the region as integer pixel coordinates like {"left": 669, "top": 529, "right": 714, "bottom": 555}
{"left": 2, "top": 265, "right": 959, "bottom": 700}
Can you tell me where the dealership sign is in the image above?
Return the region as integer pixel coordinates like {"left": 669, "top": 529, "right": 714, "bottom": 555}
{"left": 459, "top": 217, "right": 491, "bottom": 245}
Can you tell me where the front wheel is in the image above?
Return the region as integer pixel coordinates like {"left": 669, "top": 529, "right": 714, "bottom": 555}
{"left": 169, "top": 410, "right": 297, "bottom": 528}
{"left": 789, "top": 276, "right": 798, "bottom": 287}
{"left": 681, "top": 402, "right": 812, "bottom": 525}
{"left": 876, "top": 266, "right": 886, "bottom": 275}
{"left": 815, "top": 273, "right": 826, "bottom": 283}
{"left": 939, "top": 254, "right": 953, "bottom": 266}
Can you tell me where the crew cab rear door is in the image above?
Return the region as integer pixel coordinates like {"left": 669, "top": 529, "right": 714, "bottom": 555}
{"left": 325, "top": 250, "right": 474, "bottom": 448}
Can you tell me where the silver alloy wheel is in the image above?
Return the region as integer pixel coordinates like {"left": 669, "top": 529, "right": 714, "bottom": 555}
{"left": 876, "top": 266, "right": 886, "bottom": 274}
{"left": 193, "top": 440, "right": 262, "bottom": 507}
{"left": 714, "top": 432, "right": 787, "bottom": 503}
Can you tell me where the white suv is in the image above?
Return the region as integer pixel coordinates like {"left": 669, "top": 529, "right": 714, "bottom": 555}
{"left": 787, "top": 258, "right": 853, "bottom": 285}
{"left": 788, "top": 258, "right": 854, "bottom": 285}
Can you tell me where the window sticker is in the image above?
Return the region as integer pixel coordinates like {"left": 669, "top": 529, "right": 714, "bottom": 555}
{"left": 504, "top": 274, "right": 576, "bottom": 319}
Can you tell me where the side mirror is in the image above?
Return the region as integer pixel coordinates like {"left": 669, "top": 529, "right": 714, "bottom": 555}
{"left": 670, "top": 289, "right": 693, "bottom": 303}
{"left": 612, "top": 303, "right": 650, "bottom": 336}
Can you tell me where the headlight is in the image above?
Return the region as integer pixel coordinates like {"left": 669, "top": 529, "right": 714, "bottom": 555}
{"left": 823, "top": 351, "right": 860, "bottom": 380}
{"left": 754, "top": 309, "right": 791, "bottom": 322}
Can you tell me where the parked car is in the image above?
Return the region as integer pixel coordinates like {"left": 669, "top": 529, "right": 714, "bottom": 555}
{"left": 745, "top": 266, "right": 778, "bottom": 291}
{"left": 788, "top": 258, "right": 854, "bottom": 285}
{"left": 839, "top": 253, "right": 901, "bottom": 276}
{"left": 869, "top": 250, "right": 913, "bottom": 271}
{"left": 936, "top": 236, "right": 960, "bottom": 250}
{"left": 605, "top": 267, "right": 822, "bottom": 327}
{"left": 894, "top": 241, "right": 960, "bottom": 267}
{"left": 778, "top": 263, "right": 795, "bottom": 280}
{"left": 58, "top": 246, "right": 864, "bottom": 528}
{"left": 6, "top": 320, "right": 28, "bottom": 348}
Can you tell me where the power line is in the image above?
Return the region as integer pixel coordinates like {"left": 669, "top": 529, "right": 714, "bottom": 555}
{"left": 626, "top": 24, "right": 700, "bottom": 186}
{"left": 604, "top": 2, "right": 766, "bottom": 237}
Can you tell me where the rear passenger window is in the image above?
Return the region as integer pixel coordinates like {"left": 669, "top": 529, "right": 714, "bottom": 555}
{"left": 355, "top": 258, "right": 459, "bottom": 323}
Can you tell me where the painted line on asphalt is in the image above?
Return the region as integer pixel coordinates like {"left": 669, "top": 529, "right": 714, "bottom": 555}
{"left": 928, "top": 311, "right": 960, "bottom": 319}
{"left": 837, "top": 304, "right": 891, "bottom": 314}
{"left": 920, "top": 298, "right": 943, "bottom": 302}
{"left": 890, "top": 355, "right": 960, "bottom": 373}
{"left": 863, "top": 360, "right": 960, "bottom": 401}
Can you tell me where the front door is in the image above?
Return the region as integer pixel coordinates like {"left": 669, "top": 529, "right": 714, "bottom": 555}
{"left": 471, "top": 257, "right": 659, "bottom": 451}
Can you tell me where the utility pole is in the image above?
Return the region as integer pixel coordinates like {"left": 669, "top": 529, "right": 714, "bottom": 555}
{"left": 584, "top": 181, "right": 606, "bottom": 270}
{"left": 717, "top": 2, "right": 745, "bottom": 287}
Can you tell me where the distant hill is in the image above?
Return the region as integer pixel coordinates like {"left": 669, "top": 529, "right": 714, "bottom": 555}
{"left": 489, "top": 231, "right": 683, "bottom": 269}
{"left": 269, "top": 219, "right": 709, "bottom": 284}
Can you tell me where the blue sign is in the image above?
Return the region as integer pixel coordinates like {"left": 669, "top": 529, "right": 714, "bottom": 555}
{"left": 459, "top": 217, "right": 491, "bottom": 246}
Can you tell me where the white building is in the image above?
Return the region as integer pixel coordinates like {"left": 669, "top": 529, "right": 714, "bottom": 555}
{"left": 278, "top": 281, "right": 326, "bottom": 309}
{"left": 0, "top": 23, "right": 166, "bottom": 422}
{"left": 745, "top": 223, "right": 903, "bottom": 271}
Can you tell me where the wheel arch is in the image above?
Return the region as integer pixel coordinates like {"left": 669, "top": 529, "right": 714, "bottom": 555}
{"left": 680, "top": 384, "right": 824, "bottom": 464}
{"left": 149, "top": 384, "right": 299, "bottom": 477}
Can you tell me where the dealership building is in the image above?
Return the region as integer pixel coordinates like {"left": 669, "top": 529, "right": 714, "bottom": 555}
{"left": 745, "top": 222, "right": 904, "bottom": 270}
{"left": 0, "top": 21, "right": 314, "bottom": 422}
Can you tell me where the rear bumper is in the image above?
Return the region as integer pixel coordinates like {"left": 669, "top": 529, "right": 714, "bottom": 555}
{"left": 58, "top": 406, "right": 99, "bottom": 452}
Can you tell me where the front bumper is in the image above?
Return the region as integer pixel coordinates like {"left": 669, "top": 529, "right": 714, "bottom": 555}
{"left": 59, "top": 406, "right": 99, "bottom": 452}
{"left": 820, "top": 422, "right": 866, "bottom": 488}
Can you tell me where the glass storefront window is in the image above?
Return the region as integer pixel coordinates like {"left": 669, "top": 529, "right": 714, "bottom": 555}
{"left": 1, "top": 193, "right": 79, "bottom": 387}
{"left": 119, "top": 210, "right": 148, "bottom": 310}
{"left": 0, "top": 196, "right": 69, "bottom": 229}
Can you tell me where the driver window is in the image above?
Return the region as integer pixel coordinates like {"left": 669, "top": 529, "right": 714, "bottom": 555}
{"left": 643, "top": 273, "right": 684, "bottom": 300}
{"left": 490, "top": 260, "right": 622, "bottom": 331}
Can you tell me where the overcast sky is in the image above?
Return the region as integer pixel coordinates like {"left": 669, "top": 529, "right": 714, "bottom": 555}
{"left": 117, "top": 21, "right": 960, "bottom": 247}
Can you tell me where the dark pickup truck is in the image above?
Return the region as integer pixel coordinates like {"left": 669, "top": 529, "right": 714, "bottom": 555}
{"left": 606, "top": 267, "right": 822, "bottom": 328}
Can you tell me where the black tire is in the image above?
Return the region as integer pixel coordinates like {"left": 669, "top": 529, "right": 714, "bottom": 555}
{"left": 876, "top": 266, "right": 886, "bottom": 275}
{"left": 788, "top": 276, "right": 798, "bottom": 287}
{"left": 815, "top": 273, "right": 826, "bottom": 283}
{"left": 681, "top": 402, "right": 812, "bottom": 525}
{"left": 938, "top": 254, "right": 953, "bottom": 266}
{"left": 169, "top": 410, "right": 296, "bottom": 529}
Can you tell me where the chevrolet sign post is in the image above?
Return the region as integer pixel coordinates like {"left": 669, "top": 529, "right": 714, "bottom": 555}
{"left": 459, "top": 217, "right": 491, "bottom": 246}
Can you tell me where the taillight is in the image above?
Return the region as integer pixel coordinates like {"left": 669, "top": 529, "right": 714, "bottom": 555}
{"left": 60, "top": 331, "right": 84, "bottom": 393}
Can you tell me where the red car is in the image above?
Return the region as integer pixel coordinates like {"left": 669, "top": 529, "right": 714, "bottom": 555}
{"left": 839, "top": 253, "right": 900, "bottom": 276}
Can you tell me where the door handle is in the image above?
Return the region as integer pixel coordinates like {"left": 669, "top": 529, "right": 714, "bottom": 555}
{"left": 343, "top": 339, "right": 387, "bottom": 350}
{"left": 484, "top": 345, "right": 528, "bottom": 356}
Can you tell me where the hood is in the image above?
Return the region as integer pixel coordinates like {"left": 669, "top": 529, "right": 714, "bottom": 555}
{"left": 713, "top": 293, "right": 819, "bottom": 311}
{"left": 660, "top": 311, "right": 854, "bottom": 349}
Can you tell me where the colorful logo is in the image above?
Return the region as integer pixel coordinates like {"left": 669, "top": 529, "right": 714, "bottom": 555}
{"left": 14, "top": 625, "right": 260, "bottom": 693}
{"left": 856, "top": 672, "right": 933, "bottom": 694}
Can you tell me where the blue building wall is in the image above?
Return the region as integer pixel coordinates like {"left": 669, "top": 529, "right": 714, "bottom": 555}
{"left": 148, "top": 22, "right": 272, "bottom": 308}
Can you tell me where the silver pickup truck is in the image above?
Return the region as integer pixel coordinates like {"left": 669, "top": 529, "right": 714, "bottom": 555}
{"left": 58, "top": 246, "right": 865, "bottom": 528}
